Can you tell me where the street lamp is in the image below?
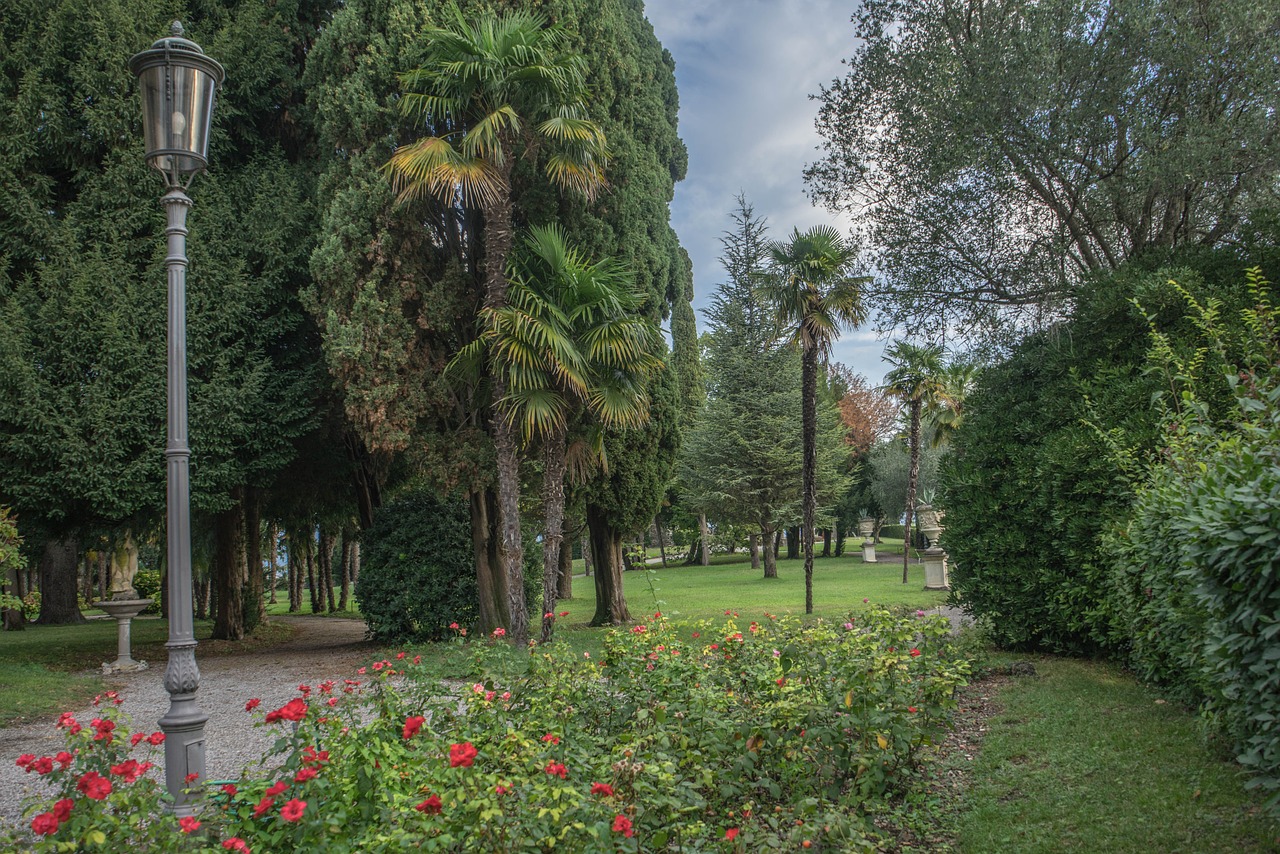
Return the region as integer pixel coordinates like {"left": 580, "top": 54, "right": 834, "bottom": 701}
{"left": 129, "top": 21, "right": 224, "bottom": 816}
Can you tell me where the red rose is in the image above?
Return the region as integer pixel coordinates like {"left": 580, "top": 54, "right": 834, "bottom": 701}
{"left": 252, "top": 797, "right": 275, "bottom": 818}
{"left": 30, "top": 812, "right": 58, "bottom": 836}
{"left": 301, "top": 746, "right": 330, "bottom": 767}
{"left": 52, "top": 799, "right": 73, "bottom": 822}
{"left": 294, "top": 767, "right": 318, "bottom": 784}
{"left": 131, "top": 733, "right": 146, "bottom": 747}
{"left": 280, "top": 799, "right": 306, "bottom": 822}
{"left": 222, "top": 838, "right": 250, "bottom": 853}
{"left": 110, "top": 759, "right": 144, "bottom": 783}
{"left": 590, "top": 782, "right": 614, "bottom": 797}
{"left": 402, "top": 715, "right": 425, "bottom": 740}
{"left": 544, "top": 761, "right": 568, "bottom": 779}
{"left": 612, "top": 814, "right": 634, "bottom": 838}
{"left": 725, "top": 827, "right": 740, "bottom": 840}
{"left": 265, "top": 697, "right": 307, "bottom": 724}
{"left": 148, "top": 732, "right": 166, "bottom": 745}
{"left": 910, "top": 648, "right": 921, "bottom": 657}
{"left": 244, "top": 698, "right": 261, "bottom": 712}
{"left": 54, "top": 751, "right": 74, "bottom": 770}
{"left": 32, "top": 756, "right": 54, "bottom": 775}
{"left": 185, "top": 772, "right": 200, "bottom": 785}
{"left": 179, "top": 816, "right": 201, "bottom": 834}
{"left": 415, "top": 794, "right": 443, "bottom": 815}
{"left": 76, "top": 771, "right": 112, "bottom": 800}
{"left": 265, "top": 781, "right": 289, "bottom": 797}
{"left": 449, "top": 742, "right": 477, "bottom": 768}
{"left": 16, "top": 753, "right": 34, "bottom": 770}
{"left": 221, "top": 783, "right": 238, "bottom": 796}
{"left": 540, "top": 733, "right": 560, "bottom": 745}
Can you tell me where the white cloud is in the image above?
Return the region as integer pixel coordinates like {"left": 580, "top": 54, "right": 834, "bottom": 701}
{"left": 643, "top": 1, "right": 881, "bottom": 378}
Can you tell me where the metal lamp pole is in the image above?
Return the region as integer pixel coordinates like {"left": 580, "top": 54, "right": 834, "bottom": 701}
{"left": 129, "top": 21, "right": 224, "bottom": 816}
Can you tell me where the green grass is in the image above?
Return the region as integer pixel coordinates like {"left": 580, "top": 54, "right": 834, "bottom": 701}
{"left": 952, "top": 656, "right": 1280, "bottom": 853}
{"left": 263, "top": 589, "right": 361, "bottom": 619}
{"left": 0, "top": 662, "right": 102, "bottom": 728}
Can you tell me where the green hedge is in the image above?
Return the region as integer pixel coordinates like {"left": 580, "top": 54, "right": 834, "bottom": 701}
{"left": 356, "top": 488, "right": 540, "bottom": 643}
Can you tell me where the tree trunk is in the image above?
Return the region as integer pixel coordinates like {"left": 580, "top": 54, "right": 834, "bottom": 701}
{"left": 699, "top": 512, "right": 710, "bottom": 566}
{"left": 349, "top": 540, "right": 360, "bottom": 584}
{"left": 267, "top": 524, "right": 279, "bottom": 605}
{"left": 491, "top": 400, "right": 527, "bottom": 646}
{"left": 339, "top": 529, "right": 354, "bottom": 612}
{"left": 786, "top": 526, "right": 800, "bottom": 560}
{"left": 472, "top": 488, "right": 510, "bottom": 635}
{"left": 243, "top": 488, "right": 264, "bottom": 633}
{"left": 307, "top": 532, "right": 321, "bottom": 614}
{"left": 211, "top": 495, "right": 246, "bottom": 641}
{"left": 802, "top": 343, "right": 818, "bottom": 613}
{"left": 287, "top": 533, "right": 300, "bottom": 613}
{"left": 320, "top": 528, "right": 337, "bottom": 613}
{"left": 821, "top": 528, "right": 831, "bottom": 557}
{"left": 557, "top": 536, "right": 573, "bottom": 600}
{"left": 904, "top": 399, "right": 922, "bottom": 584}
{"left": 762, "top": 523, "right": 778, "bottom": 579}
{"left": 97, "top": 550, "right": 108, "bottom": 602}
{"left": 540, "top": 435, "right": 568, "bottom": 643}
{"left": 587, "top": 504, "right": 629, "bottom": 626}
{"left": 773, "top": 530, "right": 781, "bottom": 559}
{"left": 654, "top": 519, "right": 668, "bottom": 567}
{"left": 36, "top": 537, "right": 84, "bottom": 625}
{"left": 749, "top": 532, "right": 761, "bottom": 571}
{"left": 581, "top": 533, "right": 593, "bottom": 577}
{"left": 835, "top": 520, "right": 846, "bottom": 557}
{"left": 346, "top": 431, "right": 381, "bottom": 531}
{"left": 81, "top": 553, "right": 93, "bottom": 603}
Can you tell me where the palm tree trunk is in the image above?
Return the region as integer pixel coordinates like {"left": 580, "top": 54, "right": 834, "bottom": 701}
{"left": 482, "top": 177, "right": 527, "bottom": 646}
{"left": 471, "top": 488, "right": 510, "bottom": 634}
{"left": 540, "top": 430, "right": 568, "bottom": 643}
{"left": 802, "top": 343, "right": 818, "bottom": 614}
{"left": 903, "top": 398, "right": 922, "bottom": 584}
{"left": 587, "top": 503, "right": 630, "bottom": 626}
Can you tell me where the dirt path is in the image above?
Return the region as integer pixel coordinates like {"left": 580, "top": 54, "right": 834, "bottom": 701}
{"left": 1, "top": 615, "right": 377, "bottom": 831}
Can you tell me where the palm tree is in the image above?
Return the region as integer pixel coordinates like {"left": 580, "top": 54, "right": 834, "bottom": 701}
{"left": 762, "top": 225, "right": 868, "bottom": 614}
{"left": 457, "top": 226, "right": 661, "bottom": 643}
{"left": 881, "top": 341, "right": 946, "bottom": 583}
{"left": 385, "top": 9, "right": 609, "bottom": 646}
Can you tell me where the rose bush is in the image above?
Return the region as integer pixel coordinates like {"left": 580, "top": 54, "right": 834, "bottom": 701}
{"left": 5, "top": 609, "right": 968, "bottom": 851}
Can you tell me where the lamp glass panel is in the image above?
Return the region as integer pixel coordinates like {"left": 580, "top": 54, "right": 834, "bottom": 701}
{"left": 137, "top": 60, "right": 218, "bottom": 175}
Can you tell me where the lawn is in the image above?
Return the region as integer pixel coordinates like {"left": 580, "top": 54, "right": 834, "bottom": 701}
{"left": 949, "top": 656, "right": 1280, "bottom": 853}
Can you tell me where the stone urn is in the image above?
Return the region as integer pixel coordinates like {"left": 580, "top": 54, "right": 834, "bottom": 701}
{"left": 857, "top": 517, "right": 877, "bottom": 563}
{"left": 917, "top": 503, "right": 949, "bottom": 591}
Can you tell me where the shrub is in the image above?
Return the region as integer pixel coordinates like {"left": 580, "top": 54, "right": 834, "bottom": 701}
{"left": 356, "top": 488, "right": 540, "bottom": 643}
{"left": 132, "top": 569, "right": 162, "bottom": 615}
{"left": 356, "top": 489, "right": 478, "bottom": 643}
{"left": 6, "top": 611, "right": 970, "bottom": 852}
{"left": 1106, "top": 271, "right": 1280, "bottom": 811}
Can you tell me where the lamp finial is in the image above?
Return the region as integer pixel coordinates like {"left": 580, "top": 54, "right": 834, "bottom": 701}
{"left": 170, "top": 20, "right": 184, "bottom": 38}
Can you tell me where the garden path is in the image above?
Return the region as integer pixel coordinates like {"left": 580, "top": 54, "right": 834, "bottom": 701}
{"left": 0, "top": 615, "right": 375, "bottom": 831}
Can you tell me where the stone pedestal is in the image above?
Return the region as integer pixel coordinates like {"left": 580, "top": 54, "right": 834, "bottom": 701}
{"left": 922, "top": 548, "right": 949, "bottom": 590}
{"left": 861, "top": 540, "right": 877, "bottom": 562}
{"left": 857, "top": 519, "right": 875, "bottom": 562}
{"left": 93, "top": 598, "right": 152, "bottom": 674}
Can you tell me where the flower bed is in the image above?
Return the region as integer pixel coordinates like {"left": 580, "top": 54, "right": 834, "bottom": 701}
{"left": 6, "top": 609, "right": 968, "bottom": 852}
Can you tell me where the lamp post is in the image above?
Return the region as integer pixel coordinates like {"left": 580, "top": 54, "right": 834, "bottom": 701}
{"left": 129, "top": 21, "right": 224, "bottom": 816}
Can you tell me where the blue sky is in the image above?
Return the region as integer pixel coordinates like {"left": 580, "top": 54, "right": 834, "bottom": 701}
{"left": 642, "top": 0, "right": 891, "bottom": 383}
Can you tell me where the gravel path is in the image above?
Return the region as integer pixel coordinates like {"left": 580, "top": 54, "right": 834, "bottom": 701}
{"left": 0, "top": 616, "right": 375, "bottom": 832}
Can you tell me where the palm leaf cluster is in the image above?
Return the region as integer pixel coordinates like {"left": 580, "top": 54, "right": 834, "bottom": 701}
{"left": 387, "top": 10, "right": 607, "bottom": 206}
{"left": 456, "top": 225, "right": 661, "bottom": 447}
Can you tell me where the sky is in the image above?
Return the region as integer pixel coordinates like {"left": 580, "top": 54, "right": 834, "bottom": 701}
{"left": 642, "top": 0, "right": 892, "bottom": 383}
